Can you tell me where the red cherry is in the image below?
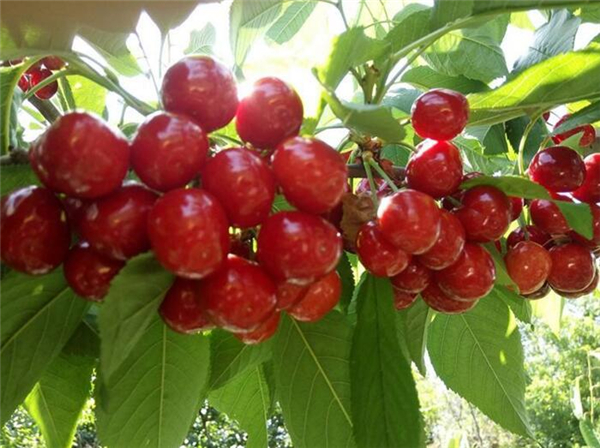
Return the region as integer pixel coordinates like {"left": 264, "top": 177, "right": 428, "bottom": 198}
{"left": 1, "top": 187, "right": 70, "bottom": 275}
{"left": 530, "top": 196, "right": 571, "bottom": 235}
{"left": 505, "top": 241, "right": 552, "bottom": 295}
{"left": 272, "top": 137, "right": 348, "bottom": 214}
{"left": 356, "top": 178, "right": 392, "bottom": 199}
{"left": 434, "top": 243, "right": 496, "bottom": 301}
{"left": 29, "top": 112, "right": 130, "bottom": 199}
{"left": 542, "top": 111, "right": 551, "bottom": 122}
{"left": 418, "top": 209, "right": 466, "bottom": 270}
{"left": 201, "top": 255, "right": 277, "bottom": 332}
{"left": 161, "top": 56, "right": 238, "bottom": 132}
{"left": 406, "top": 140, "right": 463, "bottom": 198}
{"left": 377, "top": 189, "right": 441, "bottom": 254}
{"left": 522, "top": 282, "right": 551, "bottom": 300}
{"left": 569, "top": 203, "right": 600, "bottom": 249}
{"left": 528, "top": 146, "right": 586, "bottom": 192}
{"left": 393, "top": 289, "right": 418, "bottom": 310}
{"left": 131, "top": 112, "right": 209, "bottom": 192}
{"left": 202, "top": 147, "right": 276, "bottom": 228}
{"left": 287, "top": 271, "right": 341, "bottom": 322}
{"left": 276, "top": 281, "right": 307, "bottom": 311}
{"left": 390, "top": 259, "right": 432, "bottom": 294}
{"left": 229, "top": 236, "right": 253, "bottom": 259}
{"left": 234, "top": 312, "right": 280, "bottom": 345}
{"left": 421, "top": 282, "right": 478, "bottom": 314}
{"left": 236, "top": 77, "right": 303, "bottom": 149}
{"left": 509, "top": 197, "right": 524, "bottom": 221}
{"left": 27, "top": 67, "right": 58, "bottom": 100}
{"left": 42, "top": 56, "right": 66, "bottom": 70}
{"left": 441, "top": 172, "right": 483, "bottom": 211}
{"left": 553, "top": 269, "right": 598, "bottom": 299}
{"left": 573, "top": 154, "right": 600, "bottom": 203}
{"left": 547, "top": 243, "right": 595, "bottom": 292}
{"left": 356, "top": 221, "right": 411, "bottom": 277}
{"left": 63, "top": 242, "right": 125, "bottom": 301}
{"left": 79, "top": 184, "right": 158, "bottom": 260}
{"left": 411, "top": 88, "right": 469, "bottom": 140}
{"left": 18, "top": 73, "right": 31, "bottom": 91}
{"left": 507, "top": 225, "right": 552, "bottom": 249}
{"left": 552, "top": 114, "right": 596, "bottom": 147}
{"left": 257, "top": 211, "right": 342, "bottom": 284}
{"left": 159, "top": 277, "right": 214, "bottom": 334}
{"left": 454, "top": 186, "right": 511, "bottom": 242}
{"left": 61, "top": 196, "right": 90, "bottom": 236}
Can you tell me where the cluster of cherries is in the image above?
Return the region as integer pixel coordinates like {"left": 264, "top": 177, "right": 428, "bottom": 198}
{"left": 355, "top": 89, "right": 599, "bottom": 314}
{"left": 5, "top": 56, "right": 66, "bottom": 100}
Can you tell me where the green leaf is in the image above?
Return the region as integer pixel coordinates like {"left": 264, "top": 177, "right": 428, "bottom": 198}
{"left": 1, "top": 270, "right": 88, "bottom": 425}
{"left": 397, "top": 299, "right": 433, "bottom": 376}
{"left": 401, "top": 66, "right": 488, "bottom": 94}
{"left": 273, "top": 312, "right": 355, "bottom": 448}
{"left": 579, "top": 418, "right": 600, "bottom": 448}
{"left": 25, "top": 351, "right": 95, "bottom": 448}
{"left": 98, "top": 254, "right": 173, "bottom": 383}
{"left": 505, "top": 116, "right": 548, "bottom": 167}
{"left": 78, "top": 27, "right": 143, "bottom": 77}
{"left": 430, "top": 0, "right": 475, "bottom": 30}
{"left": 185, "top": 23, "right": 216, "bottom": 55}
{"left": 62, "top": 321, "right": 100, "bottom": 359}
{"left": 428, "top": 297, "right": 531, "bottom": 437}
{"left": 580, "top": 4, "right": 600, "bottom": 23}
{"left": 483, "top": 242, "right": 517, "bottom": 290}
{"left": 554, "top": 200, "right": 593, "bottom": 239}
{"left": 67, "top": 75, "right": 106, "bottom": 115}
{"left": 351, "top": 275, "right": 424, "bottom": 448}
{"left": 209, "top": 330, "right": 273, "bottom": 390}
{"left": 266, "top": 1, "right": 317, "bottom": 44}
{"left": 337, "top": 252, "right": 355, "bottom": 313}
{"left": 461, "top": 174, "right": 551, "bottom": 200}
{"left": 385, "top": 4, "right": 431, "bottom": 54}
{"left": 1, "top": 65, "right": 27, "bottom": 154}
{"left": 454, "top": 136, "right": 514, "bottom": 175}
{"left": 552, "top": 100, "right": 600, "bottom": 134}
{"left": 491, "top": 285, "right": 533, "bottom": 324}
{"left": 482, "top": 124, "right": 509, "bottom": 155}
{"left": 531, "top": 290, "right": 564, "bottom": 335}
{"left": 382, "top": 88, "right": 422, "bottom": 116}
{"left": 97, "top": 318, "right": 210, "bottom": 448}
{"left": 209, "top": 366, "right": 270, "bottom": 448}
{"left": 1, "top": 164, "right": 41, "bottom": 196}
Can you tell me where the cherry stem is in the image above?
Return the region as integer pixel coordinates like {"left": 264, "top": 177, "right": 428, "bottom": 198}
{"left": 367, "top": 158, "right": 399, "bottom": 192}
{"left": 363, "top": 159, "right": 380, "bottom": 208}
{"left": 517, "top": 113, "right": 541, "bottom": 176}
{"left": 347, "top": 163, "right": 405, "bottom": 179}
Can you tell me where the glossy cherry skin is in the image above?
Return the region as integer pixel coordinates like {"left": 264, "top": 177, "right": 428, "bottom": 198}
{"left": 504, "top": 241, "right": 552, "bottom": 295}
{"left": 29, "top": 112, "right": 130, "bottom": 199}
{"left": 234, "top": 312, "right": 280, "bottom": 345}
{"left": 377, "top": 189, "right": 441, "bottom": 254}
{"left": 1, "top": 187, "right": 70, "bottom": 275}
{"left": 393, "top": 290, "right": 418, "bottom": 310}
{"left": 528, "top": 146, "right": 586, "bottom": 192}
{"left": 272, "top": 137, "right": 348, "bottom": 214}
{"left": 434, "top": 243, "right": 496, "bottom": 301}
{"left": 201, "top": 255, "right": 277, "bottom": 332}
{"left": 507, "top": 225, "right": 551, "bottom": 249}
{"left": 523, "top": 282, "right": 551, "bottom": 300}
{"left": 276, "top": 281, "right": 307, "bottom": 311}
{"left": 288, "top": 271, "right": 342, "bottom": 322}
{"left": 406, "top": 140, "right": 463, "bottom": 198}
{"left": 148, "top": 189, "right": 229, "bottom": 279}
{"left": 61, "top": 196, "right": 89, "bottom": 236}
{"left": 131, "top": 112, "right": 209, "bottom": 192}
{"left": 509, "top": 197, "right": 524, "bottom": 221}
{"left": 411, "top": 88, "right": 469, "bottom": 140}
{"left": 236, "top": 77, "right": 303, "bottom": 149}
{"left": 161, "top": 56, "right": 238, "bottom": 132}
{"left": 79, "top": 184, "right": 158, "bottom": 260}
{"left": 257, "top": 211, "right": 342, "bottom": 285}
{"left": 554, "top": 269, "right": 598, "bottom": 299}
{"left": 552, "top": 114, "right": 596, "bottom": 147}
{"left": 421, "top": 282, "right": 479, "bottom": 314}
{"left": 63, "top": 242, "right": 125, "bottom": 301}
{"left": 390, "top": 259, "right": 432, "bottom": 294}
{"left": 18, "top": 73, "right": 31, "bottom": 92}
{"left": 356, "top": 221, "right": 411, "bottom": 277}
{"left": 28, "top": 67, "right": 58, "bottom": 100}
{"left": 573, "top": 154, "right": 600, "bottom": 203}
{"left": 42, "top": 56, "right": 66, "bottom": 70}
{"left": 418, "top": 209, "right": 466, "bottom": 270}
{"left": 454, "top": 186, "right": 511, "bottom": 242}
{"left": 547, "top": 243, "right": 596, "bottom": 292}
{"left": 530, "top": 197, "right": 571, "bottom": 235}
{"left": 159, "top": 277, "right": 214, "bottom": 334}
{"left": 202, "top": 147, "right": 276, "bottom": 228}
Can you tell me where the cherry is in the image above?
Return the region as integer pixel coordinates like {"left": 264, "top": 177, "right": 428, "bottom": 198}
{"left": 390, "top": 259, "right": 432, "bottom": 294}
{"left": 27, "top": 67, "right": 58, "bottom": 100}
{"left": 547, "top": 243, "right": 595, "bottom": 292}
{"left": 276, "top": 281, "right": 307, "bottom": 311}
{"left": 201, "top": 255, "right": 277, "bottom": 332}
{"left": 530, "top": 197, "right": 571, "bottom": 235}
{"left": 411, "top": 88, "right": 469, "bottom": 140}
{"left": 569, "top": 203, "right": 600, "bottom": 249}
{"left": 441, "top": 172, "right": 482, "bottom": 211}
{"left": 271, "top": 137, "right": 348, "bottom": 214}
{"left": 29, "top": 112, "right": 130, "bottom": 199}
{"left": 159, "top": 277, "right": 214, "bottom": 334}
{"left": 41, "top": 56, "right": 66, "bottom": 71}
{"left": 421, "top": 282, "right": 478, "bottom": 314}
{"left": 63, "top": 242, "right": 125, "bottom": 301}
{"left": 257, "top": 211, "right": 342, "bottom": 285}
{"left": 229, "top": 235, "right": 253, "bottom": 259}
{"left": 61, "top": 196, "right": 89, "bottom": 236}
{"left": 406, "top": 140, "right": 463, "bottom": 198}
{"left": 573, "top": 154, "right": 600, "bottom": 203}
{"left": 202, "top": 147, "right": 276, "bottom": 228}
{"left": 131, "top": 112, "right": 209, "bottom": 192}
{"left": 148, "top": 188, "right": 230, "bottom": 279}
{"left": 356, "top": 221, "right": 411, "bottom": 277}
{"left": 418, "top": 209, "right": 465, "bottom": 270}
{"left": 287, "top": 270, "right": 341, "bottom": 322}
{"left": 509, "top": 197, "right": 524, "bottom": 221}
{"left": 234, "top": 312, "right": 280, "bottom": 345}
{"left": 434, "top": 243, "right": 496, "bottom": 301}
{"left": 236, "top": 77, "right": 303, "bottom": 149}
{"left": 551, "top": 114, "right": 596, "bottom": 147}
{"left": 504, "top": 241, "right": 552, "bottom": 295}
{"left": 377, "top": 189, "right": 441, "bottom": 254}
{"left": 18, "top": 73, "right": 31, "bottom": 92}
{"left": 528, "top": 146, "right": 586, "bottom": 192}
{"left": 1, "top": 186, "right": 70, "bottom": 275}
{"left": 507, "top": 225, "right": 551, "bottom": 249}
{"left": 553, "top": 269, "right": 598, "bottom": 299}
{"left": 79, "top": 184, "right": 158, "bottom": 260}
{"left": 161, "top": 56, "right": 238, "bottom": 132}
{"left": 522, "top": 282, "right": 550, "bottom": 300}
{"left": 543, "top": 111, "right": 551, "bottom": 122}
{"left": 393, "top": 289, "right": 418, "bottom": 311}
{"left": 356, "top": 178, "right": 392, "bottom": 198}
{"left": 454, "top": 186, "right": 511, "bottom": 242}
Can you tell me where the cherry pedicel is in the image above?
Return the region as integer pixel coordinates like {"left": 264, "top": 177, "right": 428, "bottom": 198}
{"left": 1, "top": 186, "right": 70, "bottom": 275}
{"left": 507, "top": 225, "right": 551, "bottom": 249}
{"left": 505, "top": 241, "right": 552, "bottom": 295}
{"left": 131, "top": 112, "right": 209, "bottom": 192}
{"left": 573, "top": 153, "right": 600, "bottom": 203}
{"left": 421, "top": 282, "right": 478, "bottom": 314}
{"left": 551, "top": 114, "right": 596, "bottom": 147}
{"left": 159, "top": 277, "right": 214, "bottom": 334}
{"left": 287, "top": 270, "right": 342, "bottom": 322}
{"left": 161, "top": 56, "right": 238, "bottom": 132}
{"left": 418, "top": 209, "right": 466, "bottom": 270}
{"left": 411, "top": 88, "right": 469, "bottom": 141}
{"left": 148, "top": 188, "right": 230, "bottom": 279}
{"left": 454, "top": 185, "right": 511, "bottom": 242}
{"left": 390, "top": 259, "right": 432, "bottom": 294}
{"left": 234, "top": 312, "right": 281, "bottom": 345}
{"left": 29, "top": 112, "right": 130, "bottom": 199}
{"left": 356, "top": 221, "right": 411, "bottom": 278}
{"left": 528, "top": 146, "right": 586, "bottom": 192}
{"left": 393, "top": 289, "right": 418, "bottom": 311}
{"left": 547, "top": 243, "right": 596, "bottom": 293}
